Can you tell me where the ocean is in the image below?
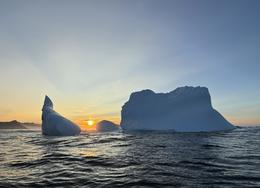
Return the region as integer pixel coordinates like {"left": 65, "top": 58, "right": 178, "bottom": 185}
{"left": 0, "top": 127, "right": 259, "bottom": 187}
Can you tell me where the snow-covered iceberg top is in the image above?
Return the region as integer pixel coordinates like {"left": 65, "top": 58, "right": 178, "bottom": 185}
{"left": 96, "top": 120, "right": 120, "bottom": 132}
{"left": 42, "top": 96, "right": 81, "bottom": 136}
{"left": 120, "top": 86, "right": 235, "bottom": 132}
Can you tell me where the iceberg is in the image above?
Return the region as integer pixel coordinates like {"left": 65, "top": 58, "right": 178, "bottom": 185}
{"left": 41, "top": 96, "right": 81, "bottom": 136}
{"left": 96, "top": 120, "right": 120, "bottom": 132}
{"left": 120, "top": 86, "right": 235, "bottom": 132}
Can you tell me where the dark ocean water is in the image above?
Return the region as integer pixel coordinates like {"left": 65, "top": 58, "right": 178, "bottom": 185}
{"left": 0, "top": 127, "right": 260, "bottom": 188}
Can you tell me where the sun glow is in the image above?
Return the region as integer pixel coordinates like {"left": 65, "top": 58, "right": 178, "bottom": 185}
{"left": 75, "top": 116, "right": 120, "bottom": 131}
{"left": 87, "top": 120, "right": 94, "bottom": 126}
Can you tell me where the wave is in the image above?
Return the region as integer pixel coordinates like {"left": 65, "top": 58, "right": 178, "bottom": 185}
{"left": 1, "top": 126, "right": 260, "bottom": 187}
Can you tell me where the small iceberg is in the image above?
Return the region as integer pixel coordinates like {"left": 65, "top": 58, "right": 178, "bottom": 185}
{"left": 41, "top": 96, "right": 81, "bottom": 136}
{"left": 96, "top": 120, "right": 120, "bottom": 132}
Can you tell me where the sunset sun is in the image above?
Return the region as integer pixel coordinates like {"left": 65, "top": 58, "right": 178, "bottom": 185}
{"left": 87, "top": 120, "right": 94, "bottom": 126}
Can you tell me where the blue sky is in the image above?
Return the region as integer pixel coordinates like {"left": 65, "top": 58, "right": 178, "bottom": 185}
{"left": 0, "top": 0, "right": 259, "bottom": 125}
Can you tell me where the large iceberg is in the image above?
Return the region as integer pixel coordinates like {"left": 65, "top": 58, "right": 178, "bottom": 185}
{"left": 120, "top": 86, "right": 235, "bottom": 132}
{"left": 42, "top": 96, "right": 81, "bottom": 136}
{"left": 96, "top": 120, "right": 120, "bottom": 132}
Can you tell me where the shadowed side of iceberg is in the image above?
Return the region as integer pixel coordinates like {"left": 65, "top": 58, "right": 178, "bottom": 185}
{"left": 42, "top": 96, "right": 81, "bottom": 136}
{"left": 96, "top": 120, "right": 120, "bottom": 132}
{"left": 120, "top": 86, "right": 235, "bottom": 132}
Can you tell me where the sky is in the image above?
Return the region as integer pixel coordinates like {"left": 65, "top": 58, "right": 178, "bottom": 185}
{"left": 0, "top": 0, "right": 259, "bottom": 129}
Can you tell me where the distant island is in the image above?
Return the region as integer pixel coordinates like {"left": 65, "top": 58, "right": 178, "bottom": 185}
{"left": 0, "top": 120, "right": 40, "bottom": 129}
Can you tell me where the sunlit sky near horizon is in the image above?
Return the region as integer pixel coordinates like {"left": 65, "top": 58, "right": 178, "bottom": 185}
{"left": 0, "top": 0, "right": 259, "bottom": 128}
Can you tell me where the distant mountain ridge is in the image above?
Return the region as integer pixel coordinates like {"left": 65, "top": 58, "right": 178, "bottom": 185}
{"left": 0, "top": 120, "right": 40, "bottom": 129}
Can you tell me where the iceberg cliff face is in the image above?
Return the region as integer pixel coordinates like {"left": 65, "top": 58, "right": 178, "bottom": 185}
{"left": 120, "top": 86, "right": 235, "bottom": 132}
{"left": 42, "top": 96, "right": 81, "bottom": 136}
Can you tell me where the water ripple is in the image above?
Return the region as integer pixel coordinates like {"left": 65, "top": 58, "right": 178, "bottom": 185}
{"left": 0, "top": 127, "right": 260, "bottom": 187}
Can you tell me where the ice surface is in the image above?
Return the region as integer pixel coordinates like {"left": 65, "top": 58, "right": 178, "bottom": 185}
{"left": 41, "top": 96, "right": 81, "bottom": 136}
{"left": 120, "top": 86, "right": 235, "bottom": 132}
{"left": 96, "top": 120, "right": 120, "bottom": 132}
